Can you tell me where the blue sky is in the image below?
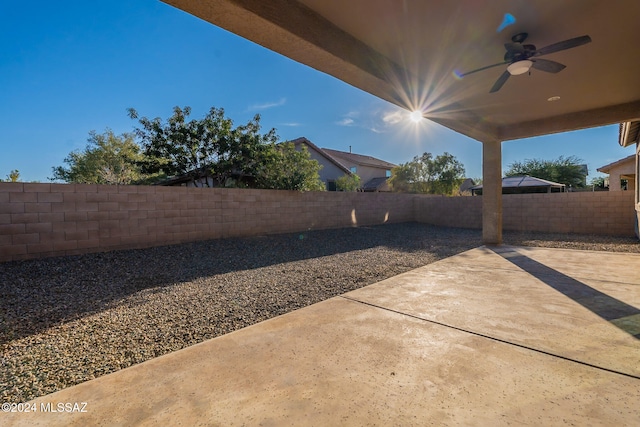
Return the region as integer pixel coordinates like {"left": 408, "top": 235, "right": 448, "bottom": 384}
{"left": 0, "top": 1, "right": 632, "bottom": 183}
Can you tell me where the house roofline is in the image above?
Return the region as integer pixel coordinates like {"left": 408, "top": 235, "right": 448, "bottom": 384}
{"left": 288, "top": 137, "right": 352, "bottom": 175}
{"left": 596, "top": 154, "right": 636, "bottom": 173}
{"left": 321, "top": 148, "right": 397, "bottom": 169}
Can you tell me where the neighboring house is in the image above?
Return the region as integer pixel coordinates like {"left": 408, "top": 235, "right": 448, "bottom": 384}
{"left": 290, "top": 137, "right": 352, "bottom": 191}
{"left": 618, "top": 121, "right": 640, "bottom": 238}
{"left": 322, "top": 148, "right": 397, "bottom": 191}
{"left": 597, "top": 154, "right": 636, "bottom": 192}
{"left": 470, "top": 175, "right": 565, "bottom": 195}
{"left": 291, "top": 137, "right": 396, "bottom": 191}
{"left": 321, "top": 148, "right": 396, "bottom": 187}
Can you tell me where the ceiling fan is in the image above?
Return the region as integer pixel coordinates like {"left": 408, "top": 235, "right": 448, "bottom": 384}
{"left": 459, "top": 32, "right": 592, "bottom": 93}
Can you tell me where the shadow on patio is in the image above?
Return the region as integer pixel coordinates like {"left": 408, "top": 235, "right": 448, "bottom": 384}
{"left": 492, "top": 247, "right": 640, "bottom": 339}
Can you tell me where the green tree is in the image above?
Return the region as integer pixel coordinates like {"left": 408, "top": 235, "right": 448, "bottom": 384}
{"left": 129, "top": 106, "right": 281, "bottom": 187}
{"left": 130, "top": 106, "right": 324, "bottom": 190}
{"left": 224, "top": 114, "right": 280, "bottom": 188}
{"left": 504, "top": 155, "right": 586, "bottom": 188}
{"left": 51, "top": 130, "right": 145, "bottom": 184}
{"left": 387, "top": 163, "right": 417, "bottom": 192}
{"left": 255, "top": 143, "right": 325, "bottom": 191}
{"left": 335, "top": 173, "right": 361, "bottom": 191}
{"left": 129, "top": 106, "right": 228, "bottom": 184}
{"left": 389, "top": 152, "right": 465, "bottom": 195}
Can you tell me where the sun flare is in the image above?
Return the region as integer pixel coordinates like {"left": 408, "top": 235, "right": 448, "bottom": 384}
{"left": 409, "top": 110, "right": 423, "bottom": 123}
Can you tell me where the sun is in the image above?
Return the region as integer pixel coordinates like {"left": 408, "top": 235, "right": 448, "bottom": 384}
{"left": 409, "top": 110, "right": 423, "bottom": 123}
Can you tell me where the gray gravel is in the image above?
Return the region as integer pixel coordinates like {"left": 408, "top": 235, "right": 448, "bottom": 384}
{"left": 1, "top": 223, "right": 638, "bottom": 403}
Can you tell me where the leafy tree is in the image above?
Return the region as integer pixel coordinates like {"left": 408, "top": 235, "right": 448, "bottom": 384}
{"left": 51, "top": 130, "right": 145, "bottom": 184}
{"left": 255, "top": 143, "right": 325, "bottom": 191}
{"left": 129, "top": 106, "right": 228, "bottom": 184}
{"left": 130, "top": 106, "right": 324, "bottom": 191}
{"left": 129, "top": 106, "right": 282, "bottom": 187}
{"left": 504, "top": 155, "right": 586, "bottom": 188}
{"left": 335, "top": 173, "right": 361, "bottom": 191}
{"left": 387, "top": 163, "right": 417, "bottom": 192}
{"left": 389, "top": 152, "right": 465, "bottom": 195}
{"left": 224, "top": 114, "right": 281, "bottom": 188}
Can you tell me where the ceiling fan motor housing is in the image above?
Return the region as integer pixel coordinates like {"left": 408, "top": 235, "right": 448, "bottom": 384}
{"left": 504, "top": 44, "right": 537, "bottom": 63}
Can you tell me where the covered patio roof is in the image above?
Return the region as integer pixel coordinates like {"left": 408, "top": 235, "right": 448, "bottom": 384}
{"left": 163, "top": 0, "right": 640, "bottom": 142}
{"left": 161, "top": 0, "right": 640, "bottom": 243}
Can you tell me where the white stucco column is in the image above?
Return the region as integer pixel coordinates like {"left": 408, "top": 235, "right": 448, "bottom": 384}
{"left": 482, "top": 139, "right": 502, "bottom": 245}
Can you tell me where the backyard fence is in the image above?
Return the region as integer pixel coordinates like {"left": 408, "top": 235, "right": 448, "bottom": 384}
{"left": 415, "top": 190, "right": 636, "bottom": 235}
{"left": 0, "top": 183, "right": 414, "bottom": 262}
{"left": 0, "top": 182, "right": 635, "bottom": 262}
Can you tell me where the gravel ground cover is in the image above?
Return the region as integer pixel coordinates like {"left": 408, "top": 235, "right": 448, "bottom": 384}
{"left": 1, "top": 222, "right": 638, "bottom": 403}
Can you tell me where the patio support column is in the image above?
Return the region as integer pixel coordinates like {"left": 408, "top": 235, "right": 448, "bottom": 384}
{"left": 482, "top": 139, "right": 502, "bottom": 245}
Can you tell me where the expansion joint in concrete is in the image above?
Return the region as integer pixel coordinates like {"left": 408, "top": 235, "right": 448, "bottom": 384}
{"left": 339, "top": 295, "right": 640, "bottom": 381}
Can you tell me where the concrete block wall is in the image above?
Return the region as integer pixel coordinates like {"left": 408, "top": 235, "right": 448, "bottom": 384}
{"left": 505, "top": 191, "right": 636, "bottom": 235}
{"left": 415, "top": 191, "right": 636, "bottom": 236}
{"left": 414, "top": 195, "right": 482, "bottom": 229}
{"left": 1, "top": 183, "right": 636, "bottom": 263}
{"left": 0, "top": 183, "right": 414, "bottom": 263}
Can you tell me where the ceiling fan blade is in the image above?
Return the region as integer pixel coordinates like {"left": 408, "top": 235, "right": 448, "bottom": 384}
{"left": 535, "top": 35, "right": 591, "bottom": 56}
{"left": 490, "top": 70, "right": 510, "bottom": 93}
{"left": 460, "top": 61, "right": 507, "bottom": 77}
{"left": 531, "top": 58, "right": 566, "bottom": 73}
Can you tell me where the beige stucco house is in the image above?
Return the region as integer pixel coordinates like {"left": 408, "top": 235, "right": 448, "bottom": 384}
{"left": 321, "top": 148, "right": 396, "bottom": 191}
{"left": 597, "top": 154, "right": 636, "bottom": 192}
{"left": 291, "top": 137, "right": 396, "bottom": 191}
{"left": 290, "top": 137, "right": 351, "bottom": 190}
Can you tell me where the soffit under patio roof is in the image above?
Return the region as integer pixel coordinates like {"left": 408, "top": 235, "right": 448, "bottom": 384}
{"left": 163, "top": 0, "right": 640, "bottom": 142}
{"left": 619, "top": 121, "right": 640, "bottom": 147}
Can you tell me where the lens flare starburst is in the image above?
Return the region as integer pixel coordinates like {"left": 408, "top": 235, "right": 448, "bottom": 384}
{"left": 409, "top": 110, "right": 424, "bottom": 123}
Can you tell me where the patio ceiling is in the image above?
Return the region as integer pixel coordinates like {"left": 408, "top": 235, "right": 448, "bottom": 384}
{"left": 163, "top": 0, "right": 640, "bottom": 142}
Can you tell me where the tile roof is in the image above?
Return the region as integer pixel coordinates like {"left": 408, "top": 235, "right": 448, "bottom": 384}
{"left": 321, "top": 148, "right": 397, "bottom": 170}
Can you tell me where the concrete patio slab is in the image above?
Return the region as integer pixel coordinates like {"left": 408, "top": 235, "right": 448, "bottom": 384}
{"left": 346, "top": 246, "right": 640, "bottom": 377}
{"left": 3, "top": 246, "right": 639, "bottom": 426}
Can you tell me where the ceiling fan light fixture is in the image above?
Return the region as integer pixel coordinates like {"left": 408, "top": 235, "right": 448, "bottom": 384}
{"left": 507, "top": 60, "right": 533, "bottom": 75}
